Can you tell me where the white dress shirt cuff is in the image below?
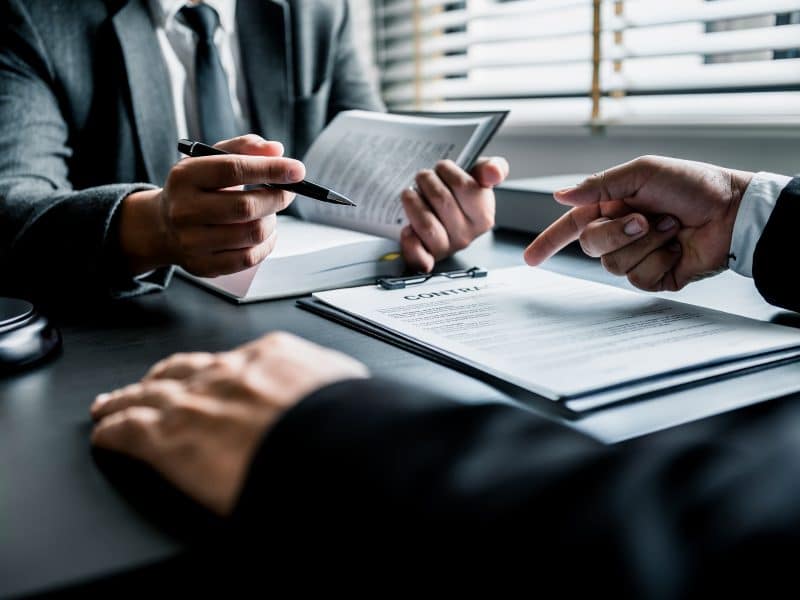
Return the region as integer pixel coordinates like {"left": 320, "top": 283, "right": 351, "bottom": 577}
{"left": 729, "top": 172, "right": 793, "bottom": 278}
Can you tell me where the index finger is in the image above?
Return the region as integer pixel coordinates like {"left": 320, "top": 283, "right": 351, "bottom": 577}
{"left": 523, "top": 199, "right": 631, "bottom": 266}
{"left": 179, "top": 155, "right": 306, "bottom": 190}
{"left": 523, "top": 205, "right": 602, "bottom": 266}
{"left": 524, "top": 200, "right": 632, "bottom": 267}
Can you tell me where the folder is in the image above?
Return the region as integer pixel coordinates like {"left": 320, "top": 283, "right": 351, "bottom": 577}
{"left": 298, "top": 266, "right": 800, "bottom": 416}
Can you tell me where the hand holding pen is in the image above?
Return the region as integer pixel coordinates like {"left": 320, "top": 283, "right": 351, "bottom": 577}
{"left": 119, "top": 135, "right": 315, "bottom": 279}
{"left": 179, "top": 139, "right": 356, "bottom": 206}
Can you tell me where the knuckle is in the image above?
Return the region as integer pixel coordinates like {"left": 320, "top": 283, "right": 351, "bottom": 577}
{"left": 118, "top": 411, "right": 148, "bottom": 441}
{"left": 636, "top": 155, "right": 659, "bottom": 169}
{"left": 267, "top": 330, "right": 293, "bottom": 344}
{"left": 241, "top": 246, "right": 262, "bottom": 269}
{"left": 450, "top": 233, "right": 470, "bottom": 251}
{"left": 234, "top": 194, "right": 258, "bottom": 222}
{"left": 268, "top": 160, "right": 288, "bottom": 183}
{"left": 428, "top": 187, "right": 452, "bottom": 209}
{"left": 601, "top": 254, "right": 623, "bottom": 276}
{"left": 415, "top": 169, "right": 434, "bottom": 186}
{"left": 401, "top": 188, "right": 417, "bottom": 204}
{"left": 474, "top": 212, "right": 494, "bottom": 233}
{"left": 262, "top": 331, "right": 295, "bottom": 351}
{"left": 248, "top": 219, "right": 269, "bottom": 245}
{"left": 578, "top": 233, "right": 595, "bottom": 257}
{"left": 209, "top": 353, "right": 238, "bottom": 374}
{"left": 241, "top": 133, "right": 262, "bottom": 146}
{"left": 166, "top": 162, "right": 189, "bottom": 189}
{"left": 419, "top": 218, "right": 441, "bottom": 244}
{"left": 226, "top": 157, "right": 246, "bottom": 185}
{"left": 163, "top": 400, "right": 197, "bottom": 429}
{"left": 627, "top": 271, "right": 644, "bottom": 288}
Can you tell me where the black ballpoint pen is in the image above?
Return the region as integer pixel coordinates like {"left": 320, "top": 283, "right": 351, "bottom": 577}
{"left": 177, "top": 138, "right": 356, "bottom": 207}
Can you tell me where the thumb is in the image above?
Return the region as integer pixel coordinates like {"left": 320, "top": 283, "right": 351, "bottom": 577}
{"left": 471, "top": 156, "right": 509, "bottom": 188}
{"left": 214, "top": 134, "right": 285, "bottom": 157}
{"left": 554, "top": 156, "right": 660, "bottom": 207}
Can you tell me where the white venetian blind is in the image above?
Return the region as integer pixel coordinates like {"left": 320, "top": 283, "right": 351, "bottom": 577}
{"left": 374, "top": 0, "right": 800, "bottom": 127}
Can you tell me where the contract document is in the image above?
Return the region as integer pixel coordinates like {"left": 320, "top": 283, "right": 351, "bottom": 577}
{"left": 311, "top": 266, "right": 800, "bottom": 408}
{"left": 181, "top": 109, "right": 506, "bottom": 302}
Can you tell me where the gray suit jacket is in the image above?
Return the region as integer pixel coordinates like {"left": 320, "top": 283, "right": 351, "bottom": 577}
{"left": 0, "top": 0, "right": 383, "bottom": 299}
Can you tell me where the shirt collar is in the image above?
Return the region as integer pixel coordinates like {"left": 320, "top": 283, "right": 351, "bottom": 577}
{"left": 148, "top": 0, "right": 237, "bottom": 33}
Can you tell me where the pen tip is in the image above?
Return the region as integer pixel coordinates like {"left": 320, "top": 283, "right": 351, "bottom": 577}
{"left": 328, "top": 191, "right": 357, "bottom": 206}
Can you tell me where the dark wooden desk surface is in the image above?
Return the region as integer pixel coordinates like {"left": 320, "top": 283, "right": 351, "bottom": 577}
{"left": 0, "top": 230, "right": 796, "bottom": 596}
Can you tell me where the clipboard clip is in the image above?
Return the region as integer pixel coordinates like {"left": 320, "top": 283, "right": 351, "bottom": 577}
{"left": 377, "top": 266, "right": 487, "bottom": 290}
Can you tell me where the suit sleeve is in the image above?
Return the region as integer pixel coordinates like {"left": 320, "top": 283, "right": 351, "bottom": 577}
{"left": 230, "top": 377, "right": 800, "bottom": 594}
{"left": 0, "top": 0, "right": 171, "bottom": 301}
{"left": 326, "top": 0, "right": 385, "bottom": 119}
{"left": 752, "top": 177, "right": 800, "bottom": 312}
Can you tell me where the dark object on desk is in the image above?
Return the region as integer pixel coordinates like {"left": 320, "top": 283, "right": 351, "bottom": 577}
{"left": 0, "top": 297, "right": 61, "bottom": 374}
{"left": 495, "top": 174, "right": 589, "bottom": 233}
{"left": 177, "top": 139, "right": 357, "bottom": 206}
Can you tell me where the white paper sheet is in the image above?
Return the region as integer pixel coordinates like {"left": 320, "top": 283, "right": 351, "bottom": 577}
{"left": 314, "top": 266, "right": 800, "bottom": 403}
{"left": 295, "top": 110, "right": 492, "bottom": 239}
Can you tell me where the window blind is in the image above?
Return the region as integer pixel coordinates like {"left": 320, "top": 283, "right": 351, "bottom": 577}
{"left": 374, "top": 0, "right": 800, "bottom": 127}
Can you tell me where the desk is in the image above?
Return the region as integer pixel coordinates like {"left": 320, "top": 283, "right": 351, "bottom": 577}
{"left": 1, "top": 230, "right": 799, "bottom": 596}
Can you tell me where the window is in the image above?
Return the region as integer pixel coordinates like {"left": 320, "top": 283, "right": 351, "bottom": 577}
{"left": 373, "top": 0, "right": 800, "bottom": 128}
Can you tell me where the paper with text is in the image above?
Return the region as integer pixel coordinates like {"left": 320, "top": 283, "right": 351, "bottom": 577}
{"left": 314, "top": 266, "right": 800, "bottom": 401}
{"left": 294, "top": 110, "right": 491, "bottom": 240}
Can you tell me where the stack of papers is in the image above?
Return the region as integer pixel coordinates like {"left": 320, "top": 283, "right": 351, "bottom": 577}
{"left": 306, "top": 266, "right": 800, "bottom": 412}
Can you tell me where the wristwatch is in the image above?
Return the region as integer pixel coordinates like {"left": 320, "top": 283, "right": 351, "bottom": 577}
{"left": 0, "top": 297, "right": 61, "bottom": 375}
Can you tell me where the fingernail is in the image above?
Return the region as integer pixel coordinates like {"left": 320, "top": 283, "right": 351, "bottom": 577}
{"left": 555, "top": 186, "right": 576, "bottom": 196}
{"left": 657, "top": 216, "right": 677, "bottom": 232}
{"left": 624, "top": 218, "right": 643, "bottom": 236}
{"left": 91, "top": 394, "right": 109, "bottom": 414}
{"left": 287, "top": 167, "right": 302, "bottom": 182}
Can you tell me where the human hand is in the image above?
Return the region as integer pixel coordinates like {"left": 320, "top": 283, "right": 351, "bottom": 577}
{"left": 91, "top": 332, "right": 369, "bottom": 515}
{"left": 400, "top": 157, "right": 509, "bottom": 272}
{"left": 119, "top": 135, "right": 306, "bottom": 277}
{"left": 523, "top": 156, "right": 753, "bottom": 292}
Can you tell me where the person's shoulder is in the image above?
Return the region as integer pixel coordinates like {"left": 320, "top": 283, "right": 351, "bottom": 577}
{"left": 5, "top": 0, "right": 110, "bottom": 39}
{"left": 3, "top": 0, "right": 112, "bottom": 67}
{"left": 7, "top": 0, "right": 108, "bottom": 22}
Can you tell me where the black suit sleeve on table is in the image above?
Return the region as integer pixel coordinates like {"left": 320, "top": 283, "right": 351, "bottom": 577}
{"left": 753, "top": 177, "right": 800, "bottom": 312}
{"left": 0, "top": 0, "right": 172, "bottom": 300}
{"left": 231, "top": 377, "right": 800, "bottom": 594}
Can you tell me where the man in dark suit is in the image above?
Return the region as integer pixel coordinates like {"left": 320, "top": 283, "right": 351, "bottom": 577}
{"left": 90, "top": 156, "right": 800, "bottom": 593}
{"left": 0, "top": 0, "right": 507, "bottom": 299}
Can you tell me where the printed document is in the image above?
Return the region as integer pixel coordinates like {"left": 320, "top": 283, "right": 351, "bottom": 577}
{"left": 313, "top": 266, "right": 800, "bottom": 403}
{"left": 182, "top": 109, "right": 504, "bottom": 302}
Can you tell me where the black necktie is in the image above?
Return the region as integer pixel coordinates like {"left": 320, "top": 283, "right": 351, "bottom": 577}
{"left": 179, "top": 3, "right": 239, "bottom": 144}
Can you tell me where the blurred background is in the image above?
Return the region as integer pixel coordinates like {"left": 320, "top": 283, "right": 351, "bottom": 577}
{"left": 349, "top": 0, "right": 800, "bottom": 180}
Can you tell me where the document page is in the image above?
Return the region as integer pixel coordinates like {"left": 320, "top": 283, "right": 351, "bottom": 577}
{"left": 313, "top": 266, "right": 800, "bottom": 401}
{"left": 294, "top": 110, "right": 491, "bottom": 240}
